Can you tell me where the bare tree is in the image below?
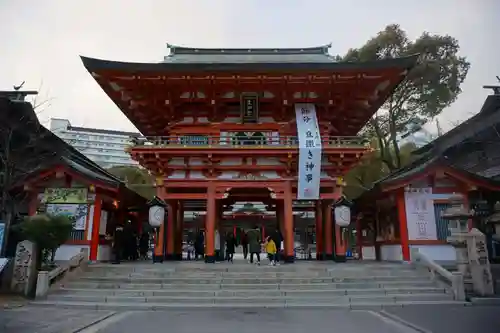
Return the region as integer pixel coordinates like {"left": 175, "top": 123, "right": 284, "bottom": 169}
{"left": 0, "top": 96, "right": 60, "bottom": 256}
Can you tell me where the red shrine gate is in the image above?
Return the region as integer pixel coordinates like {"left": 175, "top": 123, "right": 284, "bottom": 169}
{"left": 81, "top": 44, "right": 417, "bottom": 263}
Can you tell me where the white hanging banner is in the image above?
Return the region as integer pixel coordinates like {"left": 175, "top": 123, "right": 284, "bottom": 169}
{"left": 404, "top": 187, "right": 438, "bottom": 241}
{"left": 295, "top": 103, "right": 322, "bottom": 200}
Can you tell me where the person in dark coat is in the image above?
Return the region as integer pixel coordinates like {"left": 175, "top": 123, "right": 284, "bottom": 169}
{"left": 139, "top": 231, "right": 150, "bottom": 260}
{"left": 241, "top": 231, "right": 249, "bottom": 260}
{"left": 246, "top": 225, "right": 262, "bottom": 265}
{"left": 111, "top": 224, "right": 124, "bottom": 264}
{"left": 225, "top": 232, "right": 237, "bottom": 263}
{"left": 194, "top": 231, "right": 205, "bottom": 260}
{"left": 270, "top": 228, "right": 283, "bottom": 264}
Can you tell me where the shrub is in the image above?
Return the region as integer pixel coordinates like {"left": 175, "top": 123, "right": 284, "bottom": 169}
{"left": 14, "top": 214, "right": 73, "bottom": 267}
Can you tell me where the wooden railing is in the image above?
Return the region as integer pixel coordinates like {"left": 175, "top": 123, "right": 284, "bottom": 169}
{"left": 130, "top": 135, "right": 368, "bottom": 148}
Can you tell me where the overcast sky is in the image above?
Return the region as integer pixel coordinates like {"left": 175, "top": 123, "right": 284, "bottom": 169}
{"left": 1, "top": 0, "right": 499, "bottom": 134}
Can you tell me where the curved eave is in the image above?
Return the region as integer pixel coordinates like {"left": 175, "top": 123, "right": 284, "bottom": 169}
{"left": 80, "top": 54, "right": 419, "bottom": 74}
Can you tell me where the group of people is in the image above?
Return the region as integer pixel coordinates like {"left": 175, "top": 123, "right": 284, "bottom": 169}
{"left": 224, "top": 226, "right": 284, "bottom": 265}
{"left": 108, "top": 222, "right": 151, "bottom": 264}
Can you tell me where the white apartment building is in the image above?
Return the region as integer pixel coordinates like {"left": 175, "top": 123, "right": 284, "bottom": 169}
{"left": 49, "top": 118, "right": 140, "bottom": 169}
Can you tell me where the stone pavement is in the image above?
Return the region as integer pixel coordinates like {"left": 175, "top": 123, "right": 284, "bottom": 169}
{"left": 0, "top": 307, "right": 114, "bottom": 333}
{"left": 2, "top": 305, "right": 499, "bottom": 332}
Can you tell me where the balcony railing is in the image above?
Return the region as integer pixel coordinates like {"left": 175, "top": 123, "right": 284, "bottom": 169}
{"left": 130, "top": 135, "right": 369, "bottom": 148}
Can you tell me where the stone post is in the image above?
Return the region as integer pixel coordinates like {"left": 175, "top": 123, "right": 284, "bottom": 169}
{"left": 10, "top": 240, "right": 37, "bottom": 297}
{"left": 467, "top": 228, "right": 495, "bottom": 296}
{"left": 441, "top": 194, "right": 472, "bottom": 278}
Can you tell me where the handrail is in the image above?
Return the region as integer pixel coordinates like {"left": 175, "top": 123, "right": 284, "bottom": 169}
{"left": 130, "top": 135, "right": 369, "bottom": 148}
{"left": 412, "top": 250, "right": 466, "bottom": 301}
{"left": 35, "top": 248, "right": 88, "bottom": 298}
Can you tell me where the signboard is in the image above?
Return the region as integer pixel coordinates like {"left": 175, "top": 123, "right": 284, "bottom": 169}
{"left": 240, "top": 93, "right": 259, "bottom": 123}
{"left": 404, "top": 187, "right": 438, "bottom": 240}
{"left": 43, "top": 188, "right": 88, "bottom": 204}
{"left": 46, "top": 203, "right": 88, "bottom": 230}
{"left": 295, "top": 103, "right": 322, "bottom": 200}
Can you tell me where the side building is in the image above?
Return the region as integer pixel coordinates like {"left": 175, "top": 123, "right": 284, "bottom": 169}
{"left": 49, "top": 118, "right": 140, "bottom": 169}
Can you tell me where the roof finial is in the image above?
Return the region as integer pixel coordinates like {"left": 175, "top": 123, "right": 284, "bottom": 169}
{"left": 483, "top": 77, "right": 500, "bottom": 95}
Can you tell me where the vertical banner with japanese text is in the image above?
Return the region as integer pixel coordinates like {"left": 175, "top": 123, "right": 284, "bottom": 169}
{"left": 295, "top": 103, "right": 322, "bottom": 200}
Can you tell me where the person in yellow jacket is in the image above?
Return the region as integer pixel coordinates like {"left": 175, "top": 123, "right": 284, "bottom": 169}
{"left": 264, "top": 236, "right": 277, "bottom": 266}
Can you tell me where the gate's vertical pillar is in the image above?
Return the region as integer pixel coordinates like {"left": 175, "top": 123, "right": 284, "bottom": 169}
{"left": 175, "top": 201, "right": 184, "bottom": 260}
{"left": 153, "top": 186, "right": 165, "bottom": 262}
{"left": 396, "top": 189, "right": 410, "bottom": 261}
{"left": 89, "top": 194, "right": 102, "bottom": 262}
{"left": 324, "top": 202, "right": 334, "bottom": 260}
{"left": 283, "top": 181, "right": 295, "bottom": 263}
{"left": 205, "top": 184, "right": 216, "bottom": 263}
{"left": 334, "top": 224, "right": 346, "bottom": 262}
{"left": 165, "top": 201, "right": 176, "bottom": 260}
{"left": 315, "top": 201, "right": 324, "bottom": 260}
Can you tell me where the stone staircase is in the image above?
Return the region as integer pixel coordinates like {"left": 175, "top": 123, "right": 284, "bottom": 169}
{"left": 32, "top": 261, "right": 467, "bottom": 310}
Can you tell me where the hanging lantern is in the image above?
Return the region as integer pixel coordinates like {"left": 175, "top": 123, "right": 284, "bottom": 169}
{"left": 333, "top": 196, "right": 353, "bottom": 227}
{"left": 147, "top": 196, "right": 167, "bottom": 228}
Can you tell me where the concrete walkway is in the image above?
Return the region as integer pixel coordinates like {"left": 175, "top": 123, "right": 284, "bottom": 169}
{"left": 2, "top": 304, "right": 499, "bottom": 333}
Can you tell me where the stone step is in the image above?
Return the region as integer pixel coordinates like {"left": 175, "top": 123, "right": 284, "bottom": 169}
{"left": 76, "top": 275, "right": 430, "bottom": 285}
{"left": 63, "top": 281, "right": 437, "bottom": 290}
{"left": 470, "top": 297, "right": 500, "bottom": 305}
{"left": 86, "top": 263, "right": 417, "bottom": 274}
{"left": 46, "top": 293, "right": 454, "bottom": 305}
{"left": 85, "top": 271, "right": 423, "bottom": 278}
{"left": 31, "top": 299, "right": 469, "bottom": 310}
{"left": 54, "top": 286, "right": 449, "bottom": 297}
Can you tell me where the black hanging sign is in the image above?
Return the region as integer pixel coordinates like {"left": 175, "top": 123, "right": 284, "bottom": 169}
{"left": 240, "top": 93, "right": 259, "bottom": 123}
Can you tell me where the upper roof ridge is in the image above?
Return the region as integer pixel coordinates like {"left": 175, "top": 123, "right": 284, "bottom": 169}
{"left": 166, "top": 43, "right": 332, "bottom": 56}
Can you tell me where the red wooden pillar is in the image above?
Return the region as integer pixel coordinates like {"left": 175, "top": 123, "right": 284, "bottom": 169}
{"left": 176, "top": 201, "right": 184, "bottom": 260}
{"left": 334, "top": 224, "right": 346, "bottom": 262}
{"left": 205, "top": 184, "right": 216, "bottom": 263}
{"left": 28, "top": 193, "right": 38, "bottom": 216}
{"left": 166, "top": 202, "right": 176, "bottom": 260}
{"left": 315, "top": 201, "right": 324, "bottom": 260}
{"left": 397, "top": 189, "right": 410, "bottom": 261}
{"left": 324, "top": 203, "right": 334, "bottom": 260}
{"left": 89, "top": 194, "right": 102, "bottom": 261}
{"left": 283, "top": 181, "right": 294, "bottom": 263}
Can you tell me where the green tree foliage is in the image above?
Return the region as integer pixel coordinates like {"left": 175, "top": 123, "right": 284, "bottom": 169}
{"left": 344, "top": 141, "right": 418, "bottom": 199}
{"left": 106, "top": 166, "right": 155, "bottom": 199}
{"left": 339, "top": 24, "right": 470, "bottom": 171}
{"left": 14, "top": 214, "right": 73, "bottom": 267}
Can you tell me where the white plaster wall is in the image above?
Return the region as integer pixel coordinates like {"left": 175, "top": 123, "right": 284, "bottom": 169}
{"left": 409, "top": 244, "right": 456, "bottom": 262}
{"left": 217, "top": 171, "right": 239, "bottom": 179}
{"left": 256, "top": 158, "right": 281, "bottom": 166}
{"left": 361, "top": 246, "right": 376, "bottom": 260}
{"left": 219, "top": 158, "right": 243, "bottom": 166}
{"left": 97, "top": 245, "right": 112, "bottom": 261}
{"left": 189, "top": 171, "right": 206, "bottom": 179}
{"left": 55, "top": 245, "right": 89, "bottom": 261}
{"left": 167, "top": 171, "right": 186, "bottom": 179}
{"left": 380, "top": 245, "right": 403, "bottom": 261}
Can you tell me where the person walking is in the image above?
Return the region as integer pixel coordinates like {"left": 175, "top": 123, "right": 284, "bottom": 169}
{"left": 264, "top": 236, "right": 277, "bottom": 266}
{"left": 111, "top": 224, "right": 124, "bottom": 264}
{"left": 194, "top": 231, "right": 204, "bottom": 260}
{"left": 241, "top": 231, "right": 249, "bottom": 260}
{"left": 225, "top": 232, "right": 237, "bottom": 263}
{"left": 270, "top": 227, "right": 283, "bottom": 265}
{"left": 246, "top": 225, "right": 261, "bottom": 265}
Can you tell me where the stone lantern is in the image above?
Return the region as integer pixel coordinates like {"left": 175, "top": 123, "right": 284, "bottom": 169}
{"left": 442, "top": 194, "right": 495, "bottom": 296}
{"left": 441, "top": 194, "right": 472, "bottom": 277}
